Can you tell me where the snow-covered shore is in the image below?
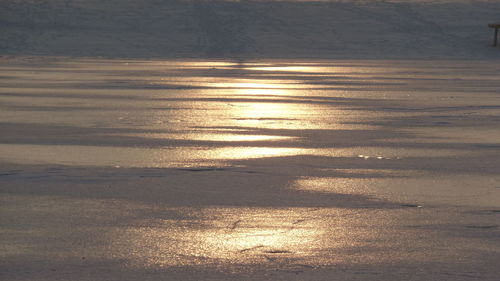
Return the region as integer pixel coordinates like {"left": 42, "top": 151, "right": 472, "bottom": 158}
{"left": 1, "top": 0, "right": 500, "bottom": 59}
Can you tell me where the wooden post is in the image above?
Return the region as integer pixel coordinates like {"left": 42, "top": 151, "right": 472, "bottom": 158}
{"left": 495, "top": 27, "right": 499, "bottom": 47}
{"left": 489, "top": 24, "right": 500, "bottom": 47}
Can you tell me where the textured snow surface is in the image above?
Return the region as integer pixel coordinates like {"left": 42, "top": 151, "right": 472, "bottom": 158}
{"left": 1, "top": 0, "right": 500, "bottom": 59}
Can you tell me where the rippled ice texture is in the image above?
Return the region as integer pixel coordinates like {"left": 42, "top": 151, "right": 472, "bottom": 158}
{"left": 1, "top": 57, "right": 500, "bottom": 281}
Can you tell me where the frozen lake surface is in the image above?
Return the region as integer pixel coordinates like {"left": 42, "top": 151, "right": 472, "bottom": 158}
{"left": 1, "top": 57, "right": 500, "bottom": 280}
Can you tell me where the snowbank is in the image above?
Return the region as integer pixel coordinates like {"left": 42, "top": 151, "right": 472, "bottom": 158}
{"left": 1, "top": 0, "right": 500, "bottom": 59}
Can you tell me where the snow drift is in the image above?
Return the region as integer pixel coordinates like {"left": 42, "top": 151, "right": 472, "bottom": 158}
{"left": 1, "top": 0, "right": 500, "bottom": 59}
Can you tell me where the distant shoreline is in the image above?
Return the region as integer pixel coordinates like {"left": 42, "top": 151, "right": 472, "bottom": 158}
{"left": 1, "top": 0, "right": 500, "bottom": 60}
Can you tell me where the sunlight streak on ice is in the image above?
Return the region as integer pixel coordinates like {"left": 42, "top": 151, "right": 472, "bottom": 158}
{"left": 105, "top": 207, "right": 380, "bottom": 268}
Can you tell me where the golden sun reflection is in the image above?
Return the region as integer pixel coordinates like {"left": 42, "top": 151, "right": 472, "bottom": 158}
{"left": 105, "top": 206, "right": 393, "bottom": 269}
{"left": 217, "top": 78, "right": 319, "bottom": 128}
{"left": 232, "top": 102, "right": 297, "bottom": 120}
{"left": 246, "top": 66, "right": 321, "bottom": 72}
{"left": 109, "top": 208, "right": 326, "bottom": 267}
{"left": 292, "top": 176, "right": 373, "bottom": 195}
{"left": 214, "top": 81, "right": 292, "bottom": 90}
{"left": 206, "top": 147, "right": 307, "bottom": 159}
{"left": 112, "top": 133, "right": 295, "bottom": 142}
